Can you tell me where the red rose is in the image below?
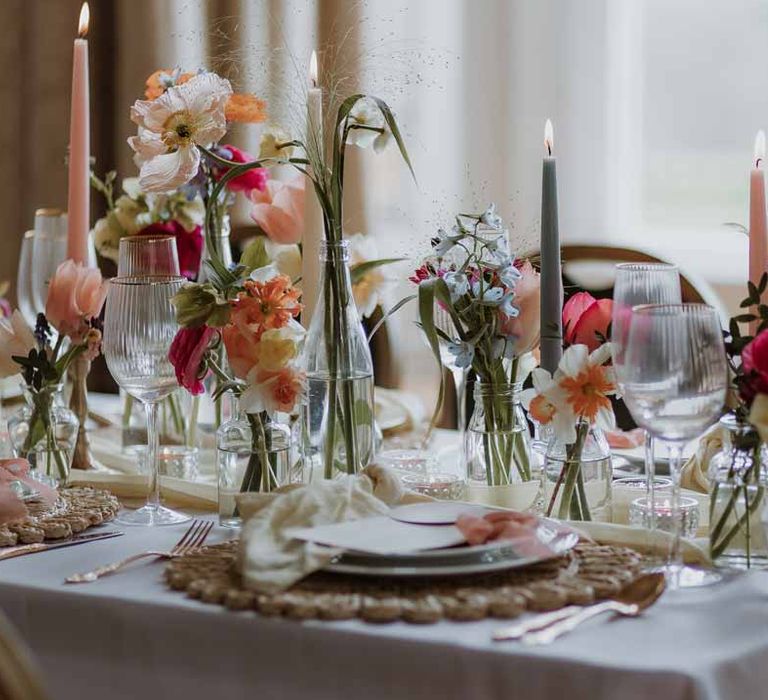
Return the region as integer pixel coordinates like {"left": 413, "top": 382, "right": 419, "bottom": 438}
{"left": 137, "top": 222, "right": 203, "bottom": 281}
{"left": 741, "top": 330, "right": 768, "bottom": 403}
{"left": 562, "top": 291, "right": 613, "bottom": 352}
{"left": 215, "top": 145, "right": 268, "bottom": 194}
{"left": 168, "top": 326, "right": 217, "bottom": 395}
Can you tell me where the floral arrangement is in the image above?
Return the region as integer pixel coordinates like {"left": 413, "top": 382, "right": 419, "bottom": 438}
{"left": 169, "top": 268, "right": 305, "bottom": 492}
{"left": 522, "top": 343, "right": 617, "bottom": 520}
{"left": 0, "top": 261, "right": 106, "bottom": 480}
{"left": 411, "top": 205, "right": 540, "bottom": 484}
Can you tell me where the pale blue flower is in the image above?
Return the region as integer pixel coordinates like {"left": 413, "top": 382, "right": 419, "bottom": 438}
{"left": 500, "top": 292, "right": 520, "bottom": 317}
{"left": 480, "top": 203, "right": 503, "bottom": 229}
{"left": 431, "top": 228, "right": 458, "bottom": 256}
{"left": 443, "top": 271, "right": 469, "bottom": 302}
{"left": 446, "top": 340, "right": 474, "bottom": 369}
{"left": 499, "top": 261, "right": 522, "bottom": 289}
{"left": 471, "top": 281, "right": 504, "bottom": 305}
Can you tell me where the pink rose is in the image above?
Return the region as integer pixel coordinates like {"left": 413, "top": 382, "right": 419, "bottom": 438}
{"left": 498, "top": 260, "right": 541, "bottom": 354}
{"left": 214, "top": 145, "right": 268, "bottom": 195}
{"left": 137, "top": 222, "right": 203, "bottom": 280}
{"left": 249, "top": 175, "right": 305, "bottom": 244}
{"left": 741, "top": 330, "right": 768, "bottom": 403}
{"left": 45, "top": 260, "right": 107, "bottom": 341}
{"left": 168, "top": 326, "right": 216, "bottom": 395}
{"left": 562, "top": 291, "right": 613, "bottom": 352}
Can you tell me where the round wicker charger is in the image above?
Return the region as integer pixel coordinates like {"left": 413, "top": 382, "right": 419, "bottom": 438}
{"left": 165, "top": 541, "right": 646, "bottom": 624}
{"left": 0, "top": 487, "right": 120, "bottom": 547}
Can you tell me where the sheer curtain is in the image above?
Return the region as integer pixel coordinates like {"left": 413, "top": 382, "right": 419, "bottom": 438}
{"left": 2, "top": 0, "right": 765, "bottom": 401}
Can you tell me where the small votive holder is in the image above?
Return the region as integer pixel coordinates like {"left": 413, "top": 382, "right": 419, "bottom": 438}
{"left": 136, "top": 445, "right": 199, "bottom": 480}
{"left": 629, "top": 495, "right": 700, "bottom": 538}
{"left": 378, "top": 448, "right": 437, "bottom": 477}
{"left": 613, "top": 476, "right": 672, "bottom": 491}
{"left": 400, "top": 472, "right": 467, "bottom": 501}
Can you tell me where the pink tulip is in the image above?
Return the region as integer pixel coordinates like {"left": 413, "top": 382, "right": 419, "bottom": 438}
{"left": 562, "top": 291, "right": 613, "bottom": 352}
{"left": 168, "top": 326, "right": 216, "bottom": 395}
{"left": 214, "top": 145, "right": 268, "bottom": 195}
{"left": 45, "top": 260, "right": 107, "bottom": 341}
{"left": 249, "top": 175, "right": 304, "bottom": 244}
{"left": 498, "top": 260, "right": 541, "bottom": 355}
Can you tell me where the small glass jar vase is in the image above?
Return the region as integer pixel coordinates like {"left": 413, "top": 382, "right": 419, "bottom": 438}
{"left": 216, "top": 408, "right": 293, "bottom": 528}
{"left": 465, "top": 382, "right": 541, "bottom": 510}
{"left": 710, "top": 413, "right": 768, "bottom": 569}
{"left": 544, "top": 421, "right": 612, "bottom": 522}
{"left": 8, "top": 384, "right": 79, "bottom": 484}
{"left": 301, "top": 240, "right": 375, "bottom": 479}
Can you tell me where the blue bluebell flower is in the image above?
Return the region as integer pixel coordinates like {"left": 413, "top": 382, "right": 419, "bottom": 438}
{"left": 442, "top": 271, "right": 470, "bottom": 302}
{"left": 446, "top": 340, "right": 475, "bottom": 369}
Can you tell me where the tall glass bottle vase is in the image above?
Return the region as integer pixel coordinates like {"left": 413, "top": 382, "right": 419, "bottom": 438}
{"left": 302, "top": 240, "right": 375, "bottom": 479}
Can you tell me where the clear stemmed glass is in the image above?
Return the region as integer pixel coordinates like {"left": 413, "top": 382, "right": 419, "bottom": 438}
{"left": 118, "top": 235, "right": 180, "bottom": 277}
{"left": 612, "top": 263, "right": 681, "bottom": 527}
{"left": 622, "top": 304, "right": 727, "bottom": 587}
{"left": 16, "top": 231, "right": 37, "bottom": 327}
{"left": 103, "top": 275, "right": 189, "bottom": 526}
{"left": 30, "top": 229, "right": 68, "bottom": 314}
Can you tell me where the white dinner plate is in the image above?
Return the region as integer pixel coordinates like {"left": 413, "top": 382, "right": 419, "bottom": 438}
{"left": 323, "top": 518, "right": 578, "bottom": 578}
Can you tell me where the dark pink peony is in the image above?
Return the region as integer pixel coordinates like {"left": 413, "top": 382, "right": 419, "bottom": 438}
{"left": 216, "top": 145, "right": 268, "bottom": 194}
{"left": 137, "top": 222, "right": 203, "bottom": 280}
{"left": 741, "top": 330, "right": 768, "bottom": 403}
{"left": 168, "top": 326, "right": 217, "bottom": 395}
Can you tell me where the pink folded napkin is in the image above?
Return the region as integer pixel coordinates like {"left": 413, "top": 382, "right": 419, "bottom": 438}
{"left": 0, "top": 459, "right": 58, "bottom": 524}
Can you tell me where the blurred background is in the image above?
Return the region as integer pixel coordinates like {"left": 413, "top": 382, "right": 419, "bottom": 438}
{"left": 1, "top": 0, "right": 765, "bottom": 404}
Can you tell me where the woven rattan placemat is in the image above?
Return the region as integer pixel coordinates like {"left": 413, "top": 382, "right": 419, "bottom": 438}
{"left": 0, "top": 487, "right": 120, "bottom": 546}
{"left": 165, "top": 541, "right": 645, "bottom": 624}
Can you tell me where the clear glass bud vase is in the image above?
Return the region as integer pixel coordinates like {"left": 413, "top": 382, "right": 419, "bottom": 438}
{"left": 8, "top": 384, "right": 79, "bottom": 484}
{"left": 216, "top": 405, "right": 292, "bottom": 528}
{"left": 465, "top": 381, "right": 541, "bottom": 510}
{"left": 710, "top": 413, "right": 768, "bottom": 569}
{"left": 544, "top": 421, "right": 612, "bottom": 522}
{"left": 302, "top": 240, "right": 375, "bottom": 479}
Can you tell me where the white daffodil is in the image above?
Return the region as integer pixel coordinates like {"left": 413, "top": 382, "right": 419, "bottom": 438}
{"left": 345, "top": 98, "right": 386, "bottom": 149}
{"left": 128, "top": 73, "right": 232, "bottom": 192}
{"left": 521, "top": 366, "right": 577, "bottom": 443}
{"left": 347, "top": 233, "right": 397, "bottom": 319}
{"left": 259, "top": 127, "right": 294, "bottom": 159}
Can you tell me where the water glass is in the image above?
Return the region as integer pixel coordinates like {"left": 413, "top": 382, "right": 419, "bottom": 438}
{"left": 622, "top": 303, "right": 727, "bottom": 586}
{"left": 118, "top": 234, "right": 180, "bottom": 276}
{"left": 103, "top": 275, "right": 189, "bottom": 526}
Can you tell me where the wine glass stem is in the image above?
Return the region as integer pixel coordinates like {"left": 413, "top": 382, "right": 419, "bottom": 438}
{"left": 144, "top": 400, "right": 160, "bottom": 511}
{"left": 644, "top": 432, "right": 656, "bottom": 529}
{"left": 452, "top": 367, "right": 467, "bottom": 440}
{"left": 668, "top": 442, "right": 684, "bottom": 576}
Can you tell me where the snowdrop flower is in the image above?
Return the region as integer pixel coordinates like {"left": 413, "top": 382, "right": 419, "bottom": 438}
{"left": 446, "top": 340, "right": 474, "bottom": 369}
{"left": 442, "top": 271, "right": 470, "bottom": 302}
{"left": 345, "top": 98, "right": 386, "bottom": 149}
{"left": 129, "top": 73, "right": 232, "bottom": 192}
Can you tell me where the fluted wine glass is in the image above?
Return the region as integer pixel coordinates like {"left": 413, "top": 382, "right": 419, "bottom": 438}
{"left": 612, "top": 263, "right": 681, "bottom": 527}
{"left": 118, "top": 235, "right": 180, "bottom": 277}
{"left": 622, "top": 304, "right": 727, "bottom": 587}
{"left": 16, "top": 231, "right": 37, "bottom": 327}
{"left": 103, "top": 275, "right": 189, "bottom": 526}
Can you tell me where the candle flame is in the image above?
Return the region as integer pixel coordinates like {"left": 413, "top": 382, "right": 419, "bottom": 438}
{"left": 309, "top": 50, "right": 318, "bottom": 88}
{"left": 756, "top": 130, "right": 766, "bottom": 168}
{"left": 544, "top": 119, "right": 554, "bottom": 156}
{"left": 78, "top": 2, "right": 90, "bottom": 37}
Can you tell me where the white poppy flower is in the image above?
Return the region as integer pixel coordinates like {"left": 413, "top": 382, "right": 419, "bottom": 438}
{"left": 347, "top": 233, "right": 397, "bottom": 319}
{"left": 0, "top": 311, "right": 36, "bottom": 379}
{"left": 128, "top": 73, "right": 232, "bottom": 192}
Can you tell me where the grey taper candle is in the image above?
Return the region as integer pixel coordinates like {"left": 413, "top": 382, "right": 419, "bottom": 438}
{"left": 539, "top": 119, "right": 563, "bottom": 374}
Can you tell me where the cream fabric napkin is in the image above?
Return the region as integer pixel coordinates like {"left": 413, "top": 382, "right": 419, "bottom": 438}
{"left": 238, "top": 465, "right": 430, "bottom": 594}
{"left": 680, "top": 424, "right": 725, "bottom": 494}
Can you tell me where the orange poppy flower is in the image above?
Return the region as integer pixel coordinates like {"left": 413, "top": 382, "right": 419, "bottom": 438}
{"left": 144, "top": 69, "right": 194, "bottom": 100}
{"left": 234, "top": 275, "right": 302, "bottom": 331}
{"left": 226, "top": 93, "right": 267, "bottom": 123}
{"left": 559, "top": 363, "right": 615, "bottom": 422}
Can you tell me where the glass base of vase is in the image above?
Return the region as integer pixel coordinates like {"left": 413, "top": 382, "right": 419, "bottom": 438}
{"left": 116, "top": 504, "right": 191, "bottom": 526}
{"left": 662, "top": 564, "right": 723, "bottom": 589}
{"left": 713, "top": 553, "right": 768, "bottom": 571}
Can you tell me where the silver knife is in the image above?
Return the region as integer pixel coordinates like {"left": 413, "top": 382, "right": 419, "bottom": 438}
{"left": 0, "top": 530, "right": 124, "bottom": 561}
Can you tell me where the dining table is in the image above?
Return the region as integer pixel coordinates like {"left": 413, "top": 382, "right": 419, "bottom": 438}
{"left": 0, "top": 511, "right": 767, "bottom": 700}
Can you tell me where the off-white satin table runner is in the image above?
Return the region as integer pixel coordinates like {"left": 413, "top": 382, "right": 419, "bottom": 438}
{"left": 0, "top": 514, "right": 765, "bottom": 700}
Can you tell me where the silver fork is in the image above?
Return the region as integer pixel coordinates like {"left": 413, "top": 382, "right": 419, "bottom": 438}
{"left": 65, "top": 519, "right": 214, "bottom": 584}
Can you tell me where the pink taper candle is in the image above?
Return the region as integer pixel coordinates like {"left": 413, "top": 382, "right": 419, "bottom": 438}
{"left": 66, "top": 2, "right": 91, "bottom": 264}
{"left": 750, "top": 130, "right": 767, "bottom": 333}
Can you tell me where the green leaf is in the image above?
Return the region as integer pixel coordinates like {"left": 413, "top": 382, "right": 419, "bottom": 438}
{"left": 366, "top": 294, "right": 416, "bottom": 342}
{"left": 740, "top": 298, "right": 753, "bottom": 308}
{"left": 354, "top": 399, "right": 373, "bottom": 428}
{"left": 350, "top": 257, "right": 405, "bottom": 284}
{"left": 748, "top": 280, "right": 759, "bottom": 301}
{"left": 240, "top": 237, "right": 270, "bottom": 273}
{"left": 370, "top": 96, "right": 417, "bottom": 183}
{"left": 734, "top": 314, "right": 756, "bottom": 323}
{"left": 760, "top": 272, "right": 768, "bottom": 295}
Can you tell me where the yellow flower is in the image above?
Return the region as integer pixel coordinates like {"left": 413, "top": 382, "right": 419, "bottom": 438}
{"left": 257, "top": 324, "right": 304, "bottom": 371}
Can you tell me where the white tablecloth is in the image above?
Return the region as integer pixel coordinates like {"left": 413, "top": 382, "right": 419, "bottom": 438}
{"left": 0, "top": 515, "right": 767, "bottom": 700}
